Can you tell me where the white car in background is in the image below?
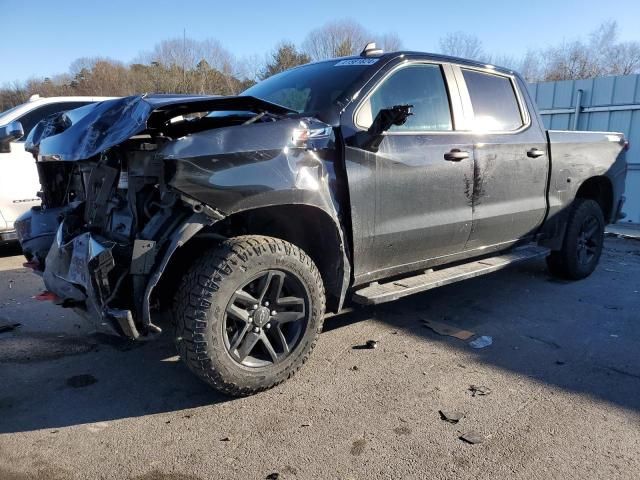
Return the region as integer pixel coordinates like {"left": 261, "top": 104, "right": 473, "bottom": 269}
{"left": 0, "top": 95, "right": 113, "bottom": 243}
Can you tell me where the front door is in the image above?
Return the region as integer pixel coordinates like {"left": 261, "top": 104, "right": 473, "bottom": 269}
{"left": 342, "top": 61, "right": 474, "bottom": 284}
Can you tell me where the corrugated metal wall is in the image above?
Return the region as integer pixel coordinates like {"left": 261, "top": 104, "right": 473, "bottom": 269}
{"left": 529, "top": 75, "right": 640, "bottom": 224}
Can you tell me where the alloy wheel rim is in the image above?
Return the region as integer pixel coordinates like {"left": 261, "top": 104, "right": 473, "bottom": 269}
{"left": 222, "top": 269, "right": 309, "bottom": 368}
{"left": 576, "top": 214, "right": 601, "bottom": 266}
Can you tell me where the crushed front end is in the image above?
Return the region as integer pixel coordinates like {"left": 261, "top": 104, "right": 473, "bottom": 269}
{"left": 17, "top": 133, "right": 217, "bottom": 338}
{"left": 16, "top": 94, "right": 342, "bottom": 339}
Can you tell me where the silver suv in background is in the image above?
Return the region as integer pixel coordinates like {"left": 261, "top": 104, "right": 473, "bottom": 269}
{"left": 0, "top": 95, "right": 113, "bottom": 243}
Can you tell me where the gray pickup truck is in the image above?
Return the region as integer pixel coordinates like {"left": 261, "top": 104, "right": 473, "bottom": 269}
{"left": 14, "top": 44, "right": 627, "bottom": 396}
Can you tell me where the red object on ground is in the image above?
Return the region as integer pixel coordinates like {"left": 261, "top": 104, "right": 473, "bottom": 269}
{"left": 34, "top": 291, "right": 59, "bottom": 302}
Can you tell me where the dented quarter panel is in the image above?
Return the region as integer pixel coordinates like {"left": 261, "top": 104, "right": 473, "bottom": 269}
{"left": 546, "top": 130, "right": 626, "bottom": 220}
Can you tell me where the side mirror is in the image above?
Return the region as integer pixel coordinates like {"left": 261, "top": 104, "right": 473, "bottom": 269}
{"left": 368, "top": 104, "right": 413, "bottom": 137}
{"left": 353, "top": 105, "right": 413, "bottom": 153}
{"left": 0, "top": 121, "right": 24, "bottom": 152}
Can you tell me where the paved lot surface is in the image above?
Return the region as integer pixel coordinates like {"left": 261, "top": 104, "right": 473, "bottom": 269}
{"left": 0, "top": 238, "right": 639, "bottom": 480}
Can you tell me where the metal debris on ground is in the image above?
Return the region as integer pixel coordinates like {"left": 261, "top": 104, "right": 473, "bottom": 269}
{"left": 460, "top": 431, "right": 485, "bottom": 444}
{"left": 422, "top": 318, "right": 475, "bottom": 340}
{"left": 66, "top": 374, "right": 98, "bottom": 388}
{"left": 468, "top": 385, "right": 492, "bottom": 397}
{"left": 352, "top": 340, "right": 378, "bottom": 350}
{"left": 439, "top": 410, "right": 464, "bottom": 424}
{"left": 0, "top": 322, "right": 21, "bottom": 333}
{"left": 468, "top": 335, "right": 493, "bottom": 349}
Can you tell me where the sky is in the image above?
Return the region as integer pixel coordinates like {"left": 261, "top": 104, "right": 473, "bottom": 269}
{"left": 1, "top": 0, "right": 639, "bottom": 84}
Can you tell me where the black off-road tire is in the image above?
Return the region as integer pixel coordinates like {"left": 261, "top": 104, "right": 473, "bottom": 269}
{"left": 546, "top": 199, "right": 605, "bottom": 280}
{"left": 173, "top": 235, "right": 325, "bottom": 396}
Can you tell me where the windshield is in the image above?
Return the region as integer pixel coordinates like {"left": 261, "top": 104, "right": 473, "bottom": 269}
{"left": 242, "top": 59, "right": 378, "bottom": 114}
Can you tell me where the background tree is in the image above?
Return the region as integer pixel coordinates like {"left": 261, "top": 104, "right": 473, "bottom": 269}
{"left": 260, "top": 42, "right": 310, "bottom": 80}
{"left": 302, "top": 19, "right": 402, "bottom": 60}
{"left": 3, "top": 19, "right": 640, "bottom": 111}
{"left": 302, "top": 19, "right": 369, "bottom": 60}
{"left": 438, "top": 32, "right": 485, "bottom": 60}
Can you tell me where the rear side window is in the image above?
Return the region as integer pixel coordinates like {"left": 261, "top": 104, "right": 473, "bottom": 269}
{"left": 357, "top": 64, "right": 452, "bottom": 132}
{"left": 462, "top": 69, "right": 523, "bottom": 131}
{"left": 17, "top": 102, "right": 91, "bottom": 138}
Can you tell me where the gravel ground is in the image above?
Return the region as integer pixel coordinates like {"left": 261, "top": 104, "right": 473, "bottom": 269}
{"left": 0, "top": 237, "right": 639, "bottom": 480}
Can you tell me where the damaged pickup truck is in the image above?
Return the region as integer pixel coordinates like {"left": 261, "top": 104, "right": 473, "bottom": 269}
{"left": 15, "top": 45, "right": 627, "bottom": 396}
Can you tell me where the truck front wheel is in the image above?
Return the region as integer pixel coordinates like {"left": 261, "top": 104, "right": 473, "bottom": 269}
{"left": 546, "top": 199, "right": 605, "bottom": 280}
{"left": 173, "top": 235, "right": 325, "bottom": 396}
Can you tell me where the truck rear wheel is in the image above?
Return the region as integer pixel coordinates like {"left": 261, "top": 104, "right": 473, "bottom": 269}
{"left": 546, "top": 199, "right": 605, "bottom": 280}
{"left": 173, "top": 235, "right": 325, "bottom": 396}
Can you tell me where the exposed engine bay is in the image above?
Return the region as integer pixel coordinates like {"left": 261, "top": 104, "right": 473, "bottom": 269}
{"left": 22, "top": 136, "right": 217, "bottom": 338}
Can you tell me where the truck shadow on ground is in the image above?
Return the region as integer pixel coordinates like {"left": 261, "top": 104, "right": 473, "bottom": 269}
{"left": 0, "top": 243, "right": 22, "bottom": 258}
{"left": 0, "top": 332, "right": 228, "bottom": 433}
{"left": 360, "top": 239, "right": 640, "bottom": 414}
{"left": 1, "top": 239, "right": 638, "bottom": 433}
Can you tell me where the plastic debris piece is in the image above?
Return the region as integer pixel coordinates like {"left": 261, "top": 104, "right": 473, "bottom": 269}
{"left": 34, "top": 291, "right": 59, "bottom": 302}
{"left": 469, "top": 335, "right": 493, "bottom": 349}
{"left": 460, "top": 431, "right": 484, "bottom": 444}
{"left": 366, "top": 340, "right": 378, "bottom": 349}
{"left": 422, "top": 319, "right": 475, "bottom": 340}
{"left": 439, "top": 410, "right": 464, "bottom": 424}
{"left": 468, "top": 385, "right": 491, "bottom": 397}
{"left": 266, "top": 473, "right": 280, "bottom": 480}
{"left": 220, "top": 437, "right": 231, "bottom": 442}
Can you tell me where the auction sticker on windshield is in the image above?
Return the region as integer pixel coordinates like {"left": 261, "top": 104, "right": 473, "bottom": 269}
{"left": 334, "top": 59, "right": 379, "bottom": 66}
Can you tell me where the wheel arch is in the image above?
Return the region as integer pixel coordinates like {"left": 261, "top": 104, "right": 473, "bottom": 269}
{"left": 540, "top": 175, "right": 614, "bottom": 251}
{"left": 156, "top": 204, "right": 351, "bottom": 315}
{"left": 575, "top": 175, "right": 614, "bottom": 223}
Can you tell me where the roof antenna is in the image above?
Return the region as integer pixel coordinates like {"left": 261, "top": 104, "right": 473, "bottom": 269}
{"left": 360, "top": 42, "right": 384, "bottom": 57}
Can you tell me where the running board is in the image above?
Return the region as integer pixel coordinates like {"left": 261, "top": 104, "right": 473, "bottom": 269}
{"left": 353, "top": 246, "right": 550, "bottom": 305}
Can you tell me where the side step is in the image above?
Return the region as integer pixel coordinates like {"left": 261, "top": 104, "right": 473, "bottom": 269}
{"left": 353, "top": 246, "right": 549, "bottom": 305}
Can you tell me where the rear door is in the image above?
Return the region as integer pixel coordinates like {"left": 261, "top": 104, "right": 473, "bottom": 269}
{"left": 341, "top": 60, "right": 475, "bottom": 284}
{"left": 454, "top": 67, "right": 549, "bottom": 249}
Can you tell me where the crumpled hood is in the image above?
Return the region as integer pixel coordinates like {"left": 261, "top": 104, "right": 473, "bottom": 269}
{"left": 25, "top": 94, "right": 296, "bottom": 161}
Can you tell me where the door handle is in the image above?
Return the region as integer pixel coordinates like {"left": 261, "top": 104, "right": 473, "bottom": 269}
{"left": 527, "top": 148, "right": 545, "bottom": 158}
{"left": 444, "top": 149, "right": 469, "bottom": 161}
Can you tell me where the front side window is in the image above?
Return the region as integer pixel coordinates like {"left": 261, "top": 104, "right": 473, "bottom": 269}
{"left": 462, "top": 69, "right": 523, "bottom": 131}
{"left": 356, "top": 64, "right": 452, "bottom": 132}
